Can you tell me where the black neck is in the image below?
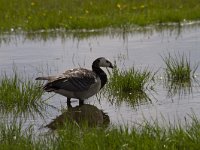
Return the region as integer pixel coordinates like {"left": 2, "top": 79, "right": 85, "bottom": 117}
{"left": 92, "top": 66, "right": 107, "bottom": 89}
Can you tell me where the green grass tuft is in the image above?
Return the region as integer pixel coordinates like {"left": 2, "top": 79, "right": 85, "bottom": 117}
{"left": 162, "top": 52, "right": 198, "bottom": 83}
{"left": 0, "top": 71, "right": 46, "bottom": 116}
{"left": 161, "top": 52, "right": 199, "bottom": 97}
{"left": 107, "top": 66, "right": 155, "bottom": 106}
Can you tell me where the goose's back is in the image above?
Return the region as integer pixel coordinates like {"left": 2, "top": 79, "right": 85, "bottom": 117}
{"left": 44, "top": 68, "right": 99, "bottom": 93}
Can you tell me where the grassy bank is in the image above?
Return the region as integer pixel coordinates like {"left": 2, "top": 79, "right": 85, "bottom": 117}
{"left": 0, "top": 0, "right": 200, "bottom": 31}
{"left": 1, "top": 117, "right": 200, "bottom": 150}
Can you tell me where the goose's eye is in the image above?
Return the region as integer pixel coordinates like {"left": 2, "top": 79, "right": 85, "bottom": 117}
{"left": 106, "top": 60, "right": 109, "bottom": 63}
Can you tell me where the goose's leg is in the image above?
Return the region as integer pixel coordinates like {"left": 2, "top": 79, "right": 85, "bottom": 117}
{"left": 67, "top": 98, "right": 71, "bottom": 107}
{"left": 79, "top": 99, "right": 84, "bottom": 105}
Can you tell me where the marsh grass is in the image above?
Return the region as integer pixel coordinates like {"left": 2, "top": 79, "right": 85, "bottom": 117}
{"left": 162, "top": 53, "right": 198, "bottom": 82}
{"left": 1, "top": 115, "right": 200, "bottom": 149}
{"left": 161, "top": 52, "right": 199, "bottom": 97}
{"left": 1, "top": 0, "right": 200, "bottom": 31}
{"left": 0, "top": 71, "right": 46, "bottom": 117}
{"left": 0, "top": 119, "right": 35, "bottom": 149}
{"left": 107, "top": 67, "right": 155, "bottom": 106}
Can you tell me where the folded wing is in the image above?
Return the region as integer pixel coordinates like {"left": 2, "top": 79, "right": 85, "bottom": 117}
{"left": 44, "top": 68, "right": 97, "bottom": 92}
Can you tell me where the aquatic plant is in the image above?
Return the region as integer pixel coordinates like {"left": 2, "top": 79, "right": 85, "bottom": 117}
{"left": 106, "top": 66, "right": 155, "bottom": 106}
{"left": 162, "top": 52, "right": 198, "bottom": 83}
{"left": 0, "top": 71, "right": 46, "bottom": 117}
{"left": 161, "top": 52, "right": 199, "bottom": 97}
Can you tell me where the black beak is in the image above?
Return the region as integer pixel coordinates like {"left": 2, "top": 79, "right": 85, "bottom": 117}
{"left": 109, "top": 63, "right": 114, "bottom": 68}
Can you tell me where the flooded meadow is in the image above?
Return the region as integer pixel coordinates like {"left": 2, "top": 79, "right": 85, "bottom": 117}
{"left": 1, "top": 23, "right": 200, "bottom": 133}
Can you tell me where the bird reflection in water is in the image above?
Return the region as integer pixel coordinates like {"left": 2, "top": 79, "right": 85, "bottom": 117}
{"left": 46, "top": 103, "right": 110, "bottom": 130}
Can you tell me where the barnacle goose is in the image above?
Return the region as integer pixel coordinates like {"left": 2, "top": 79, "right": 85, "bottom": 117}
{"left": 36, "top": 57, "right": 113, "bottom": 105}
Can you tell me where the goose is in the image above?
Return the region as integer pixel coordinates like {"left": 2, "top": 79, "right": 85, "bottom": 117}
{"left": 36, "top": 57, "right": 113, "bottom": 105}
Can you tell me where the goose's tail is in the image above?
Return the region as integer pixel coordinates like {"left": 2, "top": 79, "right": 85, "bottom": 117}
{"left": 35, "top": 77, "right": 49, "bottom": 80}
{"left": 35, "top": 76, "right": 55, "bottom": 81}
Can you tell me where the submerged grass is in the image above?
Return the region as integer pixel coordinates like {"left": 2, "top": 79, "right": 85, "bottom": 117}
{"left": 107, "top": 66, "right": 155, "bottom": 106}
{"left": 1, "top": 0, "right": 200, "bottom": 31}
{"left": 1, "top": 116, "right": 200, "bottom": 149}
{"left": 0, "top": 70, "right": 46, "bottom": 117}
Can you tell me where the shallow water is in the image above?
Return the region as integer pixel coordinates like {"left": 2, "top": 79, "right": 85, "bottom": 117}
{"left": 1, "top": 24, "right": 200, "bottom": 130}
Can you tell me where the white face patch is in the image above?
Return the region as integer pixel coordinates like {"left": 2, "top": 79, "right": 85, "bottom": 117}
{"left": 99, "top": 57, "right": 111, "bottom": 67}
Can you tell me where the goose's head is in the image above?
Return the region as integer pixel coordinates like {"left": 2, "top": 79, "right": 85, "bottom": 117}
{"left": 92, "top": 57, "right": 113, "bottom": 68}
